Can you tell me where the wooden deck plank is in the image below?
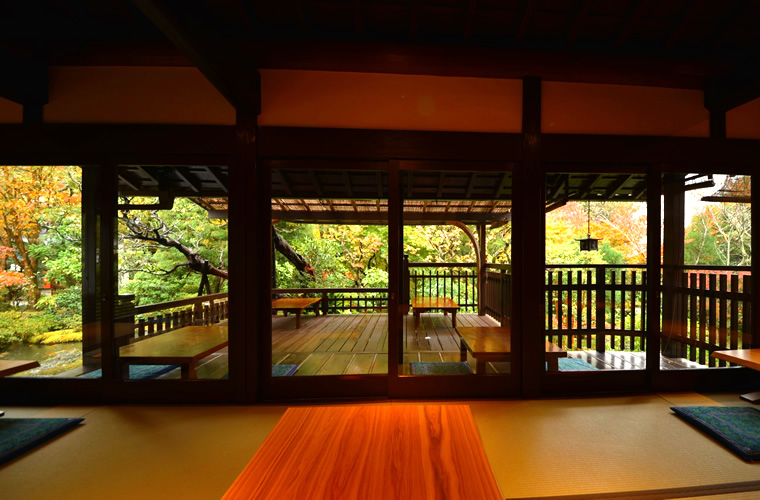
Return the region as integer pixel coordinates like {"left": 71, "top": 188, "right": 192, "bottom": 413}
{"left": 271, "top": 314, "right": 706, "bottom": 374}
{"left": 419, "top": 352, "right": 443, "bottom": 363}
{"left": 334, "top": 315, "right": 370, "bottom": 353}
{"left": 318, "top": 353, "right": 354, "bottom": 375}
{"left": 364, "top": 314, "right": 387, "bottom": 353}
{"left": 351, "top": 314, "right": 380, "bottom": 352}
{"left": 294, "top": 353, "right": 332, "bottom": 376}
{"left": 345, "top": 353, "right": 376, "bottom": 374}
{"left": 319, "top": 314, "right": 365, "bottom": 352}
{"left": 371, "top": 354, "right": 388, "bottom": 374}
{"left": 301, "top": 315, "right": 353, "bottom": 352}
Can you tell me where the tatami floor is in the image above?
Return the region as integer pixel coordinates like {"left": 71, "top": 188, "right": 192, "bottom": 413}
{"left": 2, "top": 392, "right": 759, "bottom": 499}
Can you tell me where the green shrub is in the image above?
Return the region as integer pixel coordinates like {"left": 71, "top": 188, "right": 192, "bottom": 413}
{"left": 0, "top": 310, "right": 76, "bottom": 348}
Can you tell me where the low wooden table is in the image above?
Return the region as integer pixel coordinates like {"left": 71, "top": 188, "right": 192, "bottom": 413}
{"left": 411, "top": 297, "right": 459, "bottom": 330}
{"left": 712, "top": 349, "right": 760, "bottom": 403}
{"left": 119, "top": 325, "right": 228, "bottom": 379}
{"left": 456, "top": 326, "right": 567, "bottom": 374}
{"left": 271, "top": 297, "right": 322, "bottom": 329}
{"left": 223, "top": 405, "right": 501, "bottom": 499}
{"left": 0, "top": 360, "right": 40, "bottom": 416}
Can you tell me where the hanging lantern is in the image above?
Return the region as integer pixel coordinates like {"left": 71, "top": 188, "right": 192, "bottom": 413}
{"left": 577, "top": 199, "right": 600, "bottom": 251}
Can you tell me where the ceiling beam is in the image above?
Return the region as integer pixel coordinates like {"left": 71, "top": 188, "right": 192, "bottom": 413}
{"left": 352, "top": 0, "right": 363, "bottom": 36}
{"left": 272, "top": 210, "right": 510, "bottom": 224}
{"left": 566, "top": 0, "right": 592, "bottom": 46}
{"left": 709, "top": 0, "right": 750, "bottom": 53}
{"left": 664, "top": 0, "right": 699, "bottom": 49}
{"left": 464, "top": 0, "right": 477, "bottom": 40}
{"left": 515, "top": 0, "right": 535, "bottom": 43}
{"left": 616, "top": 0, "right": 651, "bottom": 47}
{"left": 249, "top": 39, "right": 715, "bottom": 89}
{"left": 704, "top": 58, "right": 760, "bottom": 113}
{"left": 132, "top": 0, "right": 260, "bottom": 115}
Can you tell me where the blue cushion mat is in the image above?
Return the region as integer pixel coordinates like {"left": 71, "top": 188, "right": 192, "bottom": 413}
{"left": 671, "top": 406, "right": 760, "bottom": 461}
{"left": 410, "top": 361, "right": 473, "bottom": 375}
{"left": 0, "top": 418, "right": 84, "bottom": 466}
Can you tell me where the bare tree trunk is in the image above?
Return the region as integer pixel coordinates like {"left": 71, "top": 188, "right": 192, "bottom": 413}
{"left": 272, "top": 227, "right": 315, "bottom": 276}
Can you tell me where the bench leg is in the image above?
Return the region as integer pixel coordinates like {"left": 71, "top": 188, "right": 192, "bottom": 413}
{"left": 414, "top": 311, "right": 420, "bottom": 331}
{"left": 460, "top": 338, "right": 468, "bottom": 362}
{"left": 181, "top": 363, "right": 197, "bottom": 379}
{"left": 476, "top": 359, "right": 486, "bottom": 374}
{"left": 547, "top": 358, "right": 559, "bottom": 371}
{"left": 451, "top": 310, "right": 457, "bottom": 328}
{"left": 295, "top": 311, "right": 302, "bottom": 329}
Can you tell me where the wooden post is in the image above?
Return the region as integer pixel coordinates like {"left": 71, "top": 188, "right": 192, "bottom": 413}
{"left": 477, "top": 224, "right": 486, "bottom": 316}
{"left": 402, "top": 254, "right": 410, "bottom": 314}
{"left": 520, "top": 76, "right": 542, "bottom": 397}
{"left": 661, "top": 173, "right": 686, "bottom": 357}
{"left": 595, "top": 266, "right": 606, "bottom": 353}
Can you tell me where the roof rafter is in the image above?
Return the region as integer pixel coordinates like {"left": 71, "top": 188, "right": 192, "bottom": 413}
{"left": 132, "top": 0, "right": 260, "bottom": 114}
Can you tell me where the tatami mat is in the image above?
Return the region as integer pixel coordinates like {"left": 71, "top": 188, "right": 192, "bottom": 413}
{"left": 1, "top": 393, "right": 759, "bottom": 499}
{"left": 469, "top": 394, "right": 760, "bottom": 499}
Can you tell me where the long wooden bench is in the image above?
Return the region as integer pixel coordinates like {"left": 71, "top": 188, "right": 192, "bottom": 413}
{"left": 456, "top": 326, "right": 567, "bottom": 374}
{"left": 119, "top": 325, "right": 228, "bottom": 379}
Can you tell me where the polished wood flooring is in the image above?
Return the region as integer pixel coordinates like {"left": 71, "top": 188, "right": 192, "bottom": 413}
{"left": 147, "top": 313, "right": 707, "bottom": 378}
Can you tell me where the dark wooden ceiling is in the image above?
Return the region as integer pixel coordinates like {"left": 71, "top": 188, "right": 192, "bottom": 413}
{"left": 2, "top": 1, "right": 760, "bottom": 97}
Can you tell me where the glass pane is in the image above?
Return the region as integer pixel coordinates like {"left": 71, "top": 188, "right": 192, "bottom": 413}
{"left": 271, "top": 168, "right": 388, "bottom": 376}
{"left": 402, "top": 169, "right": 512, "bottom": 376}
{"left": 661, "top": 173, "right": 752, "bottom": 369}
{"left": 114, "top": 165, "right": 229, "bottom": 380}
{"left": 545, "top": 172, "right": 647, "bottom": 371}
{"left": 0, "top": 165, "right": 97, "bottom": 378}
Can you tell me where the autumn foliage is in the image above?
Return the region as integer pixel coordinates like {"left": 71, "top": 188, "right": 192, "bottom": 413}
{"left": 0, "top": 166, "right": 81, "bottom": 304}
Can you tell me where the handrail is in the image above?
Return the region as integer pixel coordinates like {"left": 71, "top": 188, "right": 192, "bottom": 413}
{"left": 407, "top": 262, "right": 476, "bottom": 268}
{"left": 134, "top": 292, "right": 229, "bottom": 315}
{"left": 273, "top": 287, "right": 387, "bottom": 294}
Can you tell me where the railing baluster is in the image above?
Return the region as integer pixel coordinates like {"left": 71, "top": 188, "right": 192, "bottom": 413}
{"left": 719, "top": 274, "right": 728, "bottom": 363}
{"left": 730, "top": 274, "right": 739, "bottom": 350}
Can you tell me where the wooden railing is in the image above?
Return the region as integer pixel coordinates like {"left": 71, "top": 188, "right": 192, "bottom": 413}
{"left": 274, "top": 288, "right": 388, "bottom": 314}
{"left": 406, "top": 262, "right": 478, "bottom": 312}
{"left": 666, "top": 266, "right": 752, "bottom": 367}
{"left": 545, "top": 265, "right": 647, "bottom": 352}
{"left": 484, "top": 264, "right": 512, "bottom": 327}
{"left": 114, "top": 293, "right": 229, "bottom": 346}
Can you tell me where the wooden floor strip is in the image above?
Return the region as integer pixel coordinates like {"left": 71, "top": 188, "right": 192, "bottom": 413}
{"left": 222, "top": 405, "right": 502, "bottom": 500}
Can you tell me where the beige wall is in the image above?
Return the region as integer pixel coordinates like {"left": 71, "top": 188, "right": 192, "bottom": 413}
{"left": 727, "top": 97, "right": 760, "bottom": 139}
{"left": 542, "top": 82, "right": 709, "bottom": 137}
{"left": 44, "top": 66, "right": 235, "bottom": 125}
{"left": 8, "top": 66, "right": 760, "bottom": 139}
{"left": 0, "top": 97, "right": 23, "bottom": 123}
{"left": 259, "top": 69, "right": 523, "bottom": 133}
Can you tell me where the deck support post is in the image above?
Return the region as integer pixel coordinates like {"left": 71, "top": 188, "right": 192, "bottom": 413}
{"left": 477, "top": 224, "right": 486, "bottom": 316}
{"left": 661, "top": 174, "right": 686, "bottom": 358}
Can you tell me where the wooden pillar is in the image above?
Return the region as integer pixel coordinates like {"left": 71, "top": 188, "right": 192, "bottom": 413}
{"left": 520, "top": 76, "right": 543, "bottom": 398}
{"left": 388, "top": 161, "right": 402, "bottom": 373}
{"left": 661, "top": 174, "right": 686, "bottom": 358}
{"left": 237, "top": 110, "right": 259, "bottom": 402}
{"left": 709, "top": 109, "right": 727, "bottom": 140}
{"left": 81, "top": 167, "right": 100, "bottom": 368}
{"left": 477, "top": 223, "right": 486, "bottom": 316}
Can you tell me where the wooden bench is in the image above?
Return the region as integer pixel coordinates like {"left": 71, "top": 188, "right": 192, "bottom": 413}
{"left": 0, "top": 359, "right": 40, "bottom": 417}
{"left": 712, "top": 349, "right": 760, "bottom": 403}
{"left": 271, "top": 297, "right": 322, "bottom": 329}
{"left": 411, "top": 297, "right": 460, "bottom": 330}
{"left": 119, "top": 325, "right": 228, "bottom": 379}
{"left": 456, "top": 326, "right": 567, "bottom": 374}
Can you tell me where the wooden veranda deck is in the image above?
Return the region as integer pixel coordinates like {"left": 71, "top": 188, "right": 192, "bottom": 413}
{"left": 270, "top": 313, "right": 706, "bottom": 376}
